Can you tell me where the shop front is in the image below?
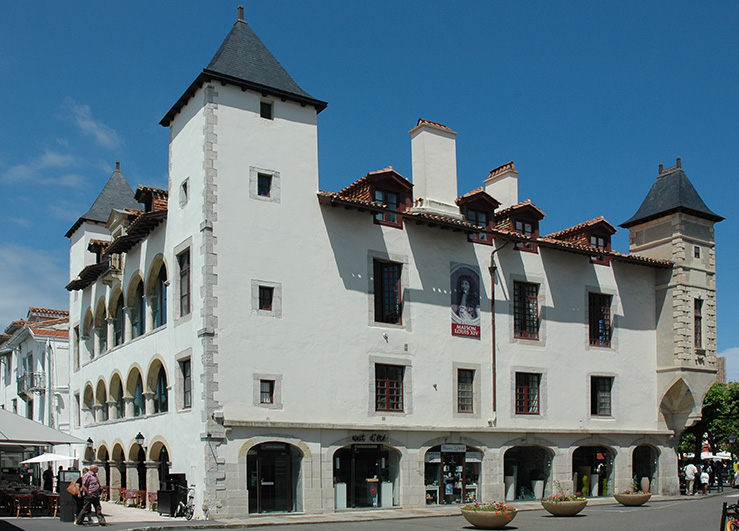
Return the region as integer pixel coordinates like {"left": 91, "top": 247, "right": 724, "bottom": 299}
{"left": 572, "top": 446, "right": 614, "bottom": 497}
{"left": 633, "top": 445, "right": 658, "bottom": 492}
{"left": 247, "top": 442, "right": 302, "bottom": 513}
{"left": 424, "top": 444, "right": 481, "bottom": 505}
{"left": 333, "top": 444, "right": 399, "bottom": 509}
{"left": 503, "top": 446, "right": 552, "bottom": 500}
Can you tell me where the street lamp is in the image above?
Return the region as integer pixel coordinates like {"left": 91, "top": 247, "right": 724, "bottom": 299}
{"left": 135, "top": 432, "right": 146, "bottom": 449}
{"left": 86, "top": 437, "right": 94, "bottom": 450}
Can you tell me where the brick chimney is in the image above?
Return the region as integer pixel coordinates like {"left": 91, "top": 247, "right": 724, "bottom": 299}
{"left": 409, "top": 119, "right": 462, "bottom": 219}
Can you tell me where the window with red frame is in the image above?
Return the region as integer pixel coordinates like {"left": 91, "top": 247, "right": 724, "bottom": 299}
{"left": 466, "top": 209, "right": 491, "bottom": 243}
{"left": 374, "top": 260, "right": 401, "bottom": 324}
{"left": 375, "top": 364, "right": 404, "bottom": 411}
{"left": 589, "top": 293, "right": 612, "bottom": 347}
{"left": 514, "top": 219, "right": 537, "bottom": 251}
{"left": 515, "top": 372, "right": 540, "bottom": 414}
{"left": 591, "top": 376, "right": 613, "bottom": 416}
{"left": 513, "top": 282, "right": 539, "bottom": 339}
{"left": 374, "top": 189, "right": 401, "bottom": 226}
{"left": 457, "top": 369, "right": 474, "bottom": 413}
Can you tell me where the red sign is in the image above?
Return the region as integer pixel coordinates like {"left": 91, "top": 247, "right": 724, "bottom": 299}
{"left": 452, "top": 323, "right": 480, "bottom": 337}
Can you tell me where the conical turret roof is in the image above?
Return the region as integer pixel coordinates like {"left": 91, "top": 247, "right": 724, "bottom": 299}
{"left": 620, "top": 162, "right": 723, "bottom": 228}
{"left": 161, "top": 8, "right": 326, "bottom": 126}
{"left": 65, "top": 163, "right": 141, "bottom": 237}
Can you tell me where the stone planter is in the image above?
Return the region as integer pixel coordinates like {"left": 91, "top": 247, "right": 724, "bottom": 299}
{"left": 461, "top": 508, "right": 517, "bottom": 529}
{"left": 614, "top": 492, "right": 651, "bottom": 506}
{"left": 541, "top": 499, "right": 587, "bottom": 516}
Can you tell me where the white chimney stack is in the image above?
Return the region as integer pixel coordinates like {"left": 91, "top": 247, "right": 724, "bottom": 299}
{"left": 484, "top": 162, "right": 519, "bottom": 210}
{"left": 409, "top": 119, "right": 462, "bottom": 219}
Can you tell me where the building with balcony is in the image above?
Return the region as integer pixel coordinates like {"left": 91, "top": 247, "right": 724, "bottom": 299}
{"left": 65, "top": 8, "right": 722, "bottom": 519}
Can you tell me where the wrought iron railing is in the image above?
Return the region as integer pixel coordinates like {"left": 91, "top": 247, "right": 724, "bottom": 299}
{"left": 17, "top": 371, "right": 46, "bottom": 395}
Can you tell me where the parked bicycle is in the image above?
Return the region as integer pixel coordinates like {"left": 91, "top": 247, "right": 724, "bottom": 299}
{"left": 721, "top": 502, "right": 739, "bottom": 531}
{"left": 174, "top": 485, "right": 195, "bottom": 520}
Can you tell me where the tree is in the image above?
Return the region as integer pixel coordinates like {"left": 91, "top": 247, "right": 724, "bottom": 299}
{"left": 679, "top": 382, "right": 739, "bottom": 460}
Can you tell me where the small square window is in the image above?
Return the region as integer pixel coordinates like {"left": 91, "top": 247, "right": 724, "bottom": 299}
{"left": 257, "top": 173, "right": 272, "bottom": 197}
{"left": 259, "top": 286, "right": 274, "bottom": 311}
{"left": 260, "top": 101, "right": 273, "bottom": 120}
{"left": 260, "top": 380, "right": 275, "bottom": 404}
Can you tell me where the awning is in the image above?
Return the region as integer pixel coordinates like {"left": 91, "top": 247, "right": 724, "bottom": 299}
{"left": 0, "top": 409, "right": 84, "bottom": 446}
{"left": 21, "top": 452, "right": 76, "bottom": 464}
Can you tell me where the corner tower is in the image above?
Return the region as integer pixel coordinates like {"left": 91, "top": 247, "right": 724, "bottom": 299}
{"left": 621, "top": 158, "right": 723, "bottom": 433}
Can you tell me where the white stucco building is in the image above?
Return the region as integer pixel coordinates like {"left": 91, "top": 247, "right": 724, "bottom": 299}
{"left": 65, "top": 9, "right": 722, "bottom": 519}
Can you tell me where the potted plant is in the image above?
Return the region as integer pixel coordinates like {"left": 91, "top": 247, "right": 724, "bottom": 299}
{"left": 540, "top": 481, "right": 587, "bottom": 516}
{"left": 614, "top": 481, "right": 651, "bottom": 506}
{"left": 460, "top": 501, "right": 517, "bottom": 529}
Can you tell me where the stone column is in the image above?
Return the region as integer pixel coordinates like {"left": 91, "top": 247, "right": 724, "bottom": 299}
{"left": 124, "top": 396, "right": 135, "bottom": 418}
{"left": 81, "top": 407, "right": 93, "bottom": 426}
{"left": 144, "top": 392, "right": 156, "bottom": 416}
{"left": 110, "top": 462, "right": 122, "bottom": 502}
{"left": 93, "top": 326, "right": 103, "bottom": 358}
{"left": 93, "top": 404, "right": 104, "bottom": 423}
{"left": 106, "top": 317, "right": 115, "bottom": 350}
{"left": 145, "top": 461, "right": 159, "bottom": 509}
{"left": 107, "top": 400, "right": 118, "bottom": 420}
{"left": 124, "top": 306, "right": 133, "bottom": 342}
{"left": 145, "top": 295, "right": 156, "bottom": 333}
{"left": 125, "top": 461, "right": 139, "bottom": 505}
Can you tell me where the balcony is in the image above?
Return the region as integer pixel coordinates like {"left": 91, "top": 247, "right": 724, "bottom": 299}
{"left": 17, "top": 372, "right": 46, "bottom": 396}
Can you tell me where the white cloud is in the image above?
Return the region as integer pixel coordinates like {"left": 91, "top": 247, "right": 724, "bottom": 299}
{"left": 61, "top": 98, "right": 120, "bottom": 149}
{"left": 1, "top": 149, "right": 78, "bottom": 185}
{"left": 719, "top": 347, "right": 739, "bottom": 383}
{"left": 0, "top": 243, "right": 69, "bottom": 327}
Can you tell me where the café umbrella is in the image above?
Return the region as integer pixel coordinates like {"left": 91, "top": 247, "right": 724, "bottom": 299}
{"left": 21, "top": 453, "right": 76, "bottom": 464}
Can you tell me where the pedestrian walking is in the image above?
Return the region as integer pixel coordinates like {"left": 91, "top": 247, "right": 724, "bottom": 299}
{"left": 685, "top": 461, "right": 698, "bottom": 495}
{"left": 700, "top": 466, "right": 710, "bottom": 495}
{"left": 75, "top": 465, "right": 107, "bottom": 526}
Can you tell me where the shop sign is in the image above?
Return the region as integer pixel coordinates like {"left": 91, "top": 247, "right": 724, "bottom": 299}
{"left": 351, "top": 433, "right": 387, "bottom": 443}
{"left": 425, "top": 452, "right": 441, "bottom": 463}
{"left": 442, "top": 444, "right": 466, "bottom": 453}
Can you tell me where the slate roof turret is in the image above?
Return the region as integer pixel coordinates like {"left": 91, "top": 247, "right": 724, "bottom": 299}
{"left": 65, "top": 162, "right": 141, "bottom": 237}
{"left": 161, "top": 6, "right": 326, "bottom": 126}
{"left": 621, "top": 159, "right": 723, "bottom": 228}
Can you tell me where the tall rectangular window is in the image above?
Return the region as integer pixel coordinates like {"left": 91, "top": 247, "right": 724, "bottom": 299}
{"left": 374, "top": 260, "right": 401, "bottom": 324}
{"left": 466, "top": 209, "right": 490, "bottom": 243}
{"left": 513, "top": 282, "right": 539, "bottom": 339}
{"left": 260, "top": 380, "right": 275, "bottom": 404}
{"left": 515, "top": 372, "right": 540, "bottom": 415}
{"left": 589, "top": 293, "right": 612, "bottom": 347}
{"left": 257, "top": 173, "right": 272, "bottom": 197}
{"left": 258, "top": 286, "right": 274, "bottom": 311}
{"left": 374, "top": 189, "right": 400, "bottom": 225}
{"left": 180, "top": 359, "right": 192, "bottom": 409}
{"left": 694, "top": 299, "right": 703, "bottom": 349}
{"left": 457, "top": 369, "right": 474, "bottom": 413}
{"left": 591, "top": 376, "right": 613, "bottom": 416}
{"left": 375, "top": 364, "right": 404, "bottom": 411}
{"left": 178, "top": 250, "right": 191, "bottom": 317}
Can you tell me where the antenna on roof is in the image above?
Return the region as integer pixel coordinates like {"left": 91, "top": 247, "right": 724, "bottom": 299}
{"left": 237, "top": 5, "right": 244, "bottom": 22}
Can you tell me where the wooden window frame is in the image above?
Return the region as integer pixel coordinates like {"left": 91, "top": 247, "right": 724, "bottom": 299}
{"left": 178, "top": 250, "right": 191, "bottom": 317}
{"left": 513, "top": 281, "right": 539, "bottom": 340}
{"left": 260, "top": 379, "right": 275, "bottom": 404}
{"left": 373, "top": 188, "right": 404, "bottom": 228}
{"left": 375, "top": 364, "right": 404, "bottom": 412}
{"left": 466, "top": 208, "right": 493, "bottom": 245}
{"left": 588, "top": 293, "right": 612, "bottom": 347}
{"left": 515, "top": 372, "right": 540, "bottom": 415}
{"left": 513, "top": 218, "right": 538, "bottom": 252}
{"left": 374, "top": 260, "right": 402, "bottom": 325}
{"left": 457, "top": 369, "right": 474, "bottom": 413}
{"left": 180, "top": 359, "right": 192, "bottom": 409}
{"left": 591, "top": 376, "right": 613, "bottom": 416}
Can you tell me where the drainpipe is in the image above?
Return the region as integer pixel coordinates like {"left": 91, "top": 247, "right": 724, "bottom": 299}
{"left": 489, "top": 241, "right": 509, "bottom": 423}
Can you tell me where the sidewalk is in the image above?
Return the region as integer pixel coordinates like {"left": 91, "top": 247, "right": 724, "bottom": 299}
{"left": 1, "top": 491, "right": 732, "bottom": 531}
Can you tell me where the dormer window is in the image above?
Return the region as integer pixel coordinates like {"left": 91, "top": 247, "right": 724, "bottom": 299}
{"left": 514, "top": 219, "right": 538, "bottom": 252}
{"left": 466, "top": 209, "right": 492, "bottom": 244}
{"left": 589, "top": 231, "right": 612, "bottom": 265}
{"left": 374, "top": 189, "right": 402, "bottom": 227}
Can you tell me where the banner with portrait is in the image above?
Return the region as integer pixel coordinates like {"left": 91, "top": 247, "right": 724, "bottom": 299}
{"left": 451, "top": 263, "right": 481, "bottom": 338}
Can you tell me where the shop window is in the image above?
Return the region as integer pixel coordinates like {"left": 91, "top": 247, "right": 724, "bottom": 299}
{"left": 424, "top": 445, "right": 481, "bottom": 505}
{"left": 375, "top": 364, "right": 404, "bottom": 412}
{"left": 513, "top": 281, "right": 539, "bottom": 340}
{"left": 589, "top": 293, "right": 612, "bottom": 347}
{"left": 515, "top": 372, "right": 540, "bottom": 415}
{"left": 694, "top": 299, "right": 703, "bottom": 349}
{"left": 177, "top": 250, "right": 191, "bottom": 317}
{"left": 457, "top": 369, "right": 474, "bottom": 413}
{"left": 374, "top": 260, "right": 402, "bottom": 325}
{"left": 591, "top": 376, "right": 613, "bottom": 416}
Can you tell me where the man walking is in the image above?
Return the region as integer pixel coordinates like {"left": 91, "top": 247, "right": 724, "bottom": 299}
{"left": 75, "top": 465, "right": 107, "bottom": 526}
{"left": 685, "top": 461, "right": 698, "bottom": 495}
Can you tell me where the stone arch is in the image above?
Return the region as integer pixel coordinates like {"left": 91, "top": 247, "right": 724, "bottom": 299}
{"left": 660, "top": 377, "right": 697, "bottom": 433}
{"left": 146, "top": 356, "right": 169, "bottom": 414}
{"left": 570, "top": 437, "right": 619, "bottom": 497}
{"left": 108, "top": 286, "right": 125, "bottom": 347}
{"left": 146, "top": 255, "right": 168, "bottom": 328}
{"left": 145, "top": 255, "right": 168, "bottom": 294}
{"left": 95, "top": 377, "right": 109, "bottom": 422}
{"left": 109, "top": 371, "right": 125, "bottom": 419}
{"left": 125, "top": 365, "right": 146, "bottom": 417}
{"left": 126, "top": 272, "right": 145, "bottom": 337}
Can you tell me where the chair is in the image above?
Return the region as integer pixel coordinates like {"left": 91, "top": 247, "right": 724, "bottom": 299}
{"left": 100, "top": 486, "right": 109, "bottom": 501}
{"left": 147, "top": 491, "right": 157, "bottom": 512}
{"left": 46, "top": 494, "right": 59, "bottom": 517}
{"left": 124, "top": 488, "right": 137, "bottom": 506}
{"left": 136, "top": 490, "right": 147, "bottom": 508}
{"left": 117, "top": 488, "right": 126, "bottom": 504}
{"left": 14, "top": 494, "right": 33, "bottom": 517}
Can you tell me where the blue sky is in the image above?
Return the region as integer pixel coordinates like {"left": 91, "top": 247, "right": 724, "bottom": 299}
{"left": 1, "top": 2, "right": 737, "bottom": 376}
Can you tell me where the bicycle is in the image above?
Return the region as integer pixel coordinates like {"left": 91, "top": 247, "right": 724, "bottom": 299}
{"left": 173, "top": 485, "right": 195, "bottom": 520}
{"left": 721, "top": 502, "right": 739, "bottom": 531}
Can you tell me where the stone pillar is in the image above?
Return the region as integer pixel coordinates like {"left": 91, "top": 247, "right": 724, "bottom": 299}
{"left": 144, "top": 392, "right": 156, "bottom": 416}
{"left": 82, "top": 407, "right": 93, "bottom": 426}
{"left": 145, "top": 461, "right": 159, "bottom": 509}
{"left": 107, "top": 400, "right": 118, "bottom": 420}
{"left": 145, "top": 295, "right": 155, "bottom": 334}
{"left": 110, "top": 462, "right": 122, "bottom": 502}
{"left": 126, "top": 461, "right": 139, "bottom": 505}
{"left": 106, "top": 317, "right": 115, "bottom": 350}
{"left": 93, "top": 404, "right": 104, "bottom": 423}
{"left": 95, "top": 461, "right": 107, "bottom": 487}
{"left": 124, "top": 307, "right": 133, "bottom": 342}
{"left": 94, "top": 327, "right": 103, "bottom": 357}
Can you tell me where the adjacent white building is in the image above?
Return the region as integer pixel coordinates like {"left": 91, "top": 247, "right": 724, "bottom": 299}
{"left": 65, "top": 9, "right": 722, "bottom": 519}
